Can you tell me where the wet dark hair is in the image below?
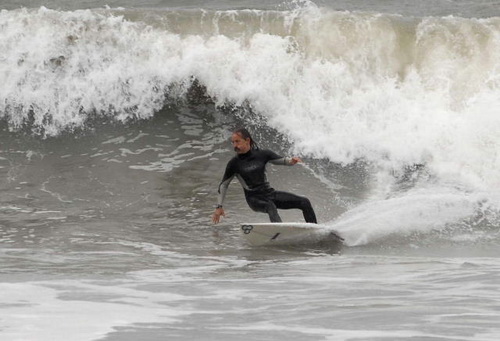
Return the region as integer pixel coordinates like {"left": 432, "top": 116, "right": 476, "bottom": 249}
{"left": 233, "top": 128, "right": 259, "bottom": 150}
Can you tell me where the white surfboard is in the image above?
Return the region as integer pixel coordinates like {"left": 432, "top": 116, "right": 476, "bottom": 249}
{"left": 240, "top": 222, "right": 344, "bottom": 246}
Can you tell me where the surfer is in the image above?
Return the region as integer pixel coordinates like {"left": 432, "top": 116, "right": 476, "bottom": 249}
{"left": 212, "top": 128, "right": 317, "bottom": 224}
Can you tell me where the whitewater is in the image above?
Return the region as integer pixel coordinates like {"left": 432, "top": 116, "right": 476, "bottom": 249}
{"left": 0, "top": 1, "right": 499, "bottom": 340}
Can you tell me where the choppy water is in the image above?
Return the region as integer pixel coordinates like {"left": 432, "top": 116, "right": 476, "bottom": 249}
{"left": 1, "top": 0, "right": 500, "bottom": 340}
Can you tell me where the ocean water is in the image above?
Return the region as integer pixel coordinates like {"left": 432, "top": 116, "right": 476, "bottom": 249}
{"left": 1, "top": 0, "right": 500, "bottom": 340}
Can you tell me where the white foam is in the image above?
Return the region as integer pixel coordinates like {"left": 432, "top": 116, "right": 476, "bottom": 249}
{"left": 0, "top": 280, "right": 186, "bottom": 341}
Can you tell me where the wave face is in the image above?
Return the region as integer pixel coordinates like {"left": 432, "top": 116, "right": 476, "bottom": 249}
{"left": 1, "top": 6, "right": 500, "bottom": 195}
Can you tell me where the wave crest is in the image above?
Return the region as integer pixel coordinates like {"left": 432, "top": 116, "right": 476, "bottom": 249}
{"left": 1, "top": 7, "right": 499, "bottom": 191}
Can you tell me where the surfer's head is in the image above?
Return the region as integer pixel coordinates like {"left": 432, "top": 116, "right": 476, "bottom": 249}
{"left": 232, "top": 128, "right": 257, "bottom": 154}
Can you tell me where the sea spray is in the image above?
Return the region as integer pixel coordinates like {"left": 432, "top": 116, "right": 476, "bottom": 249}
{"left": 330, "top": 186, "right": 500, "bottom": 246}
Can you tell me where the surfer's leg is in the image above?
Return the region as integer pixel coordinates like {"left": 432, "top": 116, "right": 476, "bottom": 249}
{"left": 245, "top": 195, "right": 282, "bottom": 222}
{"left": 273, "top": 191, "right": 318, "bottom": 223}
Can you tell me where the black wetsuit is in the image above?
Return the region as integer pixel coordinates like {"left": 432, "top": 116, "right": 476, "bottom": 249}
{"left": 217, "top": 149, "right": 317, "bottom": 223}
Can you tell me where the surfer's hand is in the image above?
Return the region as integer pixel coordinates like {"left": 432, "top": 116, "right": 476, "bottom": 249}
{"left": 212, "top": 207, "right": 225, "bottom": 224}
{"left": 290, "top": 157, "right": 302, "bottom": 165}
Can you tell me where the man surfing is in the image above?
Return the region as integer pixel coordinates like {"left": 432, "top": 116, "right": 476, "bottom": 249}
{"left": 212, "top": 128, "right": 317, "bottom": 224}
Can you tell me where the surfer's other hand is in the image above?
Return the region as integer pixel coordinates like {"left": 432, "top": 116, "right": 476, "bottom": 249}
{"left": 212, "top": 207, "right": 225, "bottom": 224}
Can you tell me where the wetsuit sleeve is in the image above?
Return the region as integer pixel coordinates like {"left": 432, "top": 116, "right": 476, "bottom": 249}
{"left": 269, "top": 157, "right": 294, "bottom": 166}
{"left": 263, "top": 150, "right": 294, "bottom": 166}
{"left": 217, "top": 159, "right": 236, "bottom": 206}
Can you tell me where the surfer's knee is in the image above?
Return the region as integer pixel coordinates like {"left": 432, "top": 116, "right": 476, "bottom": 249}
{"left": 299, "top": 196, "right": 313, "bottom": 209}
{"left": 264, "top": 201, "right": 278, "bottom": 214}
{"left": 266, "top": 205, "right": 282, "bottom": 222}
{"left": 247, "top": 197, "right": 274, "bottom": 214}
{"left": 248, "top": 200, "right": 281, "bottom": 222}
{"left": 262, "top": 202, "right": 281, "bottom": 222}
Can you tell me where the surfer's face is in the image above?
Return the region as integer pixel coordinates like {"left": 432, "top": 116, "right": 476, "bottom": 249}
{"left": 231, "top": 133, "right": 251, "bottom": 154}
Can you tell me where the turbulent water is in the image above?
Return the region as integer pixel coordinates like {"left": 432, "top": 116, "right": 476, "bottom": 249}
{"left": 1, "top": 1, "right": 500, "bottom": 340}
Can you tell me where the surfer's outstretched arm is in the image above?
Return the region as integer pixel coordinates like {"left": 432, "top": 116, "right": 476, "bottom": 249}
{"left": 212, "top": 162, "right": 235, "bottom": 224}
{"left": 269, "top": 156, "right": 303, "bottom": 166}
